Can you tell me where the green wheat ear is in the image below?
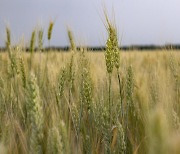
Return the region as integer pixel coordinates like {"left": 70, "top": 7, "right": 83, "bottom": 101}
{"left": 104, "top": 12, "right": 120, "bottom": 72}
{"left": 80, "top": 67, "right": 92, "bottom": 113}
{"left": 5, "top": 27, "right": 11, "bottom": 51}
{"left": 38, "top": 28, "right": 43, "bottom": 51}
{"left": 67, "top": 28, "right": 76, "bottom": 51}
{"left": 30, "top": 30, "right": 36, "bottom": 54}
{"left": 26, "top": 73, "right": 44, "bottom": 153}
{"left": 111, "top": 122, "right": 126, "bottom": 154}
{"left": 105, "top": 35, "right": 114, "bottom": 74}
{"left": 58, "top": 67, "right": 66, "bottom": 103}
{"left": 19, "top": 56, "right": 26, "bottom": 88}
{"left": 47, "top": 126, "right": 63, "bottom": 154}
{"left": 112, "top": 30, "right": 120, "bottom": 70}
{"left": 148, "top": 108, "right": 169, "bottom": 154}
{"left": 105, "top": 15, "right": 118, "bottom": 74}
{"left": 48, "top": 21, "right": 54, "bottom": 45}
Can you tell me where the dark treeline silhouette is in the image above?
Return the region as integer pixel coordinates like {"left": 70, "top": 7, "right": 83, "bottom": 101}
{"left": 0, "top": 44, "right": 179, "bottom": 52}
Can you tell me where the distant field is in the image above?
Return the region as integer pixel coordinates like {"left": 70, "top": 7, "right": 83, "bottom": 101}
{"left": 0, "top": 50, "right": 180, "bottom": 153}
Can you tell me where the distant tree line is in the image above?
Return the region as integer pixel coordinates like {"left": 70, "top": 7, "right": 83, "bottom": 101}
{"left": 0, "top": 44, "right": 179, "bottom": 52}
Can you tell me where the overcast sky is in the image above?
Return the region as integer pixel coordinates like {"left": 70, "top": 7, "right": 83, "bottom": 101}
{"left": 1, "top": 0, "right": 180, "bottom": 47}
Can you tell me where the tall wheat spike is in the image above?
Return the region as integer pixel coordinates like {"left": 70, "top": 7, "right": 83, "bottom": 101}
{"left": 125, "top": 65, "right": 136, "bottom": 152}
{"left": 111, "top": 122, "right": 126, "bottom": 153}
{"left": 38, "top": 29, "right": 43, "bottom": 51}
{"left": 67, "top": 28, "right": 76, "bottom": 51}
{"left": 59, "top": 120, "right": 70, "bottom": 154}
{"left": 58, "top": 67, "right": 66, "bottom": 99}
{"left": 148, "top": 108, "right": 169, "bottom": 154}
{"left": 5, "top": 27, "right": 11, "bottom": 51}
{"left": 105, "top": 14, "right": 118, "bottom": 151}
{"left": 105, "top": 31, "right": 114, "bottom": 74}
{"left": 80, "top": 67, "right": 92, "bottom": 113}
{"left": 19, "top": 56, "right": 26, "bottom": 89}
{"left": 26, "top": 73, "right": 44, "bottom": 153}
{"left": 30, "top": 30, "right": 36, "bottom": 54}
{"left": 47, "top": 126, "right": 63, "bottom": 154}
{"left": 105, "top": 13, "right": 123, "bottom": 120}
{"left": 48, "top": 21, "right": 54, "bottom": 47}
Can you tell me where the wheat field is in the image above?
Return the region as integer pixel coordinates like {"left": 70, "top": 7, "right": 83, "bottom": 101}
{"left": 0, "top": 18, "right": 180, "bottom": 153}
{"left": 0, "top": 49, "right": 180, "bottom": 154}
